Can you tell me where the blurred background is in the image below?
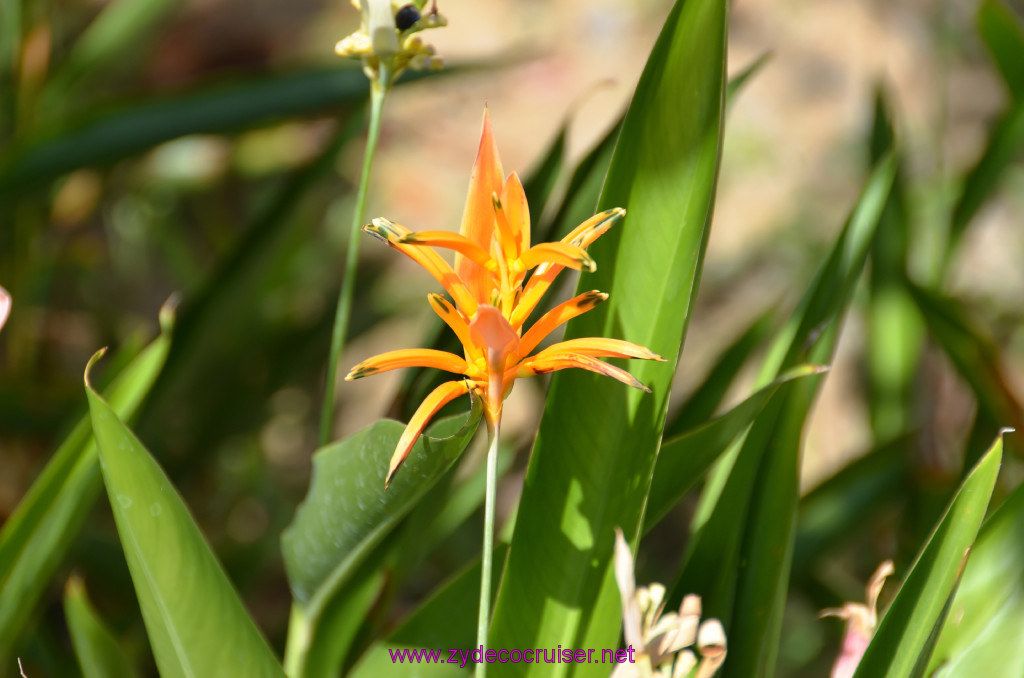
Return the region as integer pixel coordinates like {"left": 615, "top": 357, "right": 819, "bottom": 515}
{"left": 1, "top": 0, "right": 1022, "bottom": 675}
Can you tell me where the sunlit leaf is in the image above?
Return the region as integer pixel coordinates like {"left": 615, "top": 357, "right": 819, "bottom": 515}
{"left": 676, "top": 155, "right": 896, "bottom": 678}
{"left": 488, "top": 0, "right": 729, "bottom": 672}
{"left": 928, "top": 455, "right": 1024, "bottom": 676}
{"left": 0, "top": 315, "right": 171, "bottom": 666}
{"left": 853, "top": 430, "right": 1006, "bottom": 678}
{"left": 85, "top": 352, "right": 285, "bottom": 678}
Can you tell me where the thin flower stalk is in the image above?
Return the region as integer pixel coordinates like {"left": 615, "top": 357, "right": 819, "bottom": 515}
{"left": 318, "top": 0, "right": 447, "bottom": 447}
{"left": 347, "top": 111, "right": 664, "bottom": 674}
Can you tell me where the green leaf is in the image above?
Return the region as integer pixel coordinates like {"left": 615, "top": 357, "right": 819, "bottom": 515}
{"left": 852, "top": 430, "right": 1006, "bottom": 678}
{"left": 948, "top": 102, "right": 1024, "bottom": 254}
{"left": 0, "top": 314, "right": 171, "bottom": 667}
{"left": 488, "top": 0, "right": 729, "bottom": 672}
{"left": 644, "top": 364, "right": 824, "bottom": 533}
{"left": 928, "top": 454, "right": 1024, "bottom": 676}
{"left": 977, "top": 0, "right": 1024, "bottom": 97}
{"left": 0, "top": 66, "right": 370, "bottom": 193}
{"left": 280, "top": 407, "right": 481, "bottom": 674}
{"left": 84, "top": 351, "right": 285, "bottom": 678}
{"left": 676, "top": 155, "right": 896, "bottom": 678}
{"left": 64, "top": 576, "right": 141, "bottom": 678}
{"left": 726, "top": 52, "right": 771, "bottom": 106}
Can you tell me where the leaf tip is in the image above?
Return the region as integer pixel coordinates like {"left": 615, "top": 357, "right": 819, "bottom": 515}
{"left": 84, "top": 348, "right": 108, "bottom": 389}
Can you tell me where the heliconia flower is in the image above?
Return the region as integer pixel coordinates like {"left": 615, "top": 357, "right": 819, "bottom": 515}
{"left": 336, "top": 0, "right": 446, "bottom": 86}
{"left": 820, "top": 560, "right": 895, "bottom": 678}
{"left": 347, "top": 111, "right": 664, "bottom": 487}
{"left": 612, "top": 528, "right": 727, "bottom": 678}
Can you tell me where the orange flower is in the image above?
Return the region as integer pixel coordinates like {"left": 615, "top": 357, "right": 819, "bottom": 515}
{"left": 347, "top": 111, "right": 663, "bottom": 487}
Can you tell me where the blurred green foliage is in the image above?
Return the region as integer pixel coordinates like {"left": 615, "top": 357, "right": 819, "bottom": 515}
{"left": 1, "top": 0, "right": 1023, "bottom": 677}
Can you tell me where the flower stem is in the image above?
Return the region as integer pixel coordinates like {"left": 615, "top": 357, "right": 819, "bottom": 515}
{"left": 476, "top": 421, "right": 500, "bottom": 677}
{"left": 318, "top": 67, "right": 390, "bottom": 447}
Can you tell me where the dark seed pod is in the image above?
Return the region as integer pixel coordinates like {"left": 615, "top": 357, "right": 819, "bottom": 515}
{"left": 394, "top": 4, "right": 421, "bottom": 31}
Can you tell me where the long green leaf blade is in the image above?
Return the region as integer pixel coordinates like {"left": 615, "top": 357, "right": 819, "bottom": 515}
{"left": 644, "top": 364, "right": 824, "bottom": 533}
{"left": 0, "top": 317, "right": 171, "bottom": 666}
{"left": 852, "top": 430, "right": 1007, "bottom": 678}
{"left": 85, "top": 352, "right": 285, "bottom": 678}
{"left": 64, "top": 576, "right": 141, "bottom": 678}
{"left": 927, "top": 438, "right": 1024, "bottom": 676}
{"left": 675, "top": 155, "right": 895, "bottom": 678}
{"left": 489, "top": 0, "right": 729, "bottom": 672}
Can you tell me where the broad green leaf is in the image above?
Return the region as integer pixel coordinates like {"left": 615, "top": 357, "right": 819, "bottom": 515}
{"left": 85, "top": 351, "right": 285, "bottom": 678}
{"left": 644, "top": 364, "right": 823, "bottom": 533}
{"left": 677, "top": 155, "right": 896, "bottom": 678}
{"left": 977, "top": 0, "right": 1024, "bottom": 97}
{"left": 64, "top": 576, "right": 140, "bottom": 678}
{"left": 853, "top": 430, "right": 1006, "bottom": 678}
{"left": 0, "top": 313, "right": 171, "bottom": 667}
{"left": 928, "top": 460, "right": 1024, "bottom": 676}
{"left": 280, "top": 407, "right": 481, "bottom": 674}
{"left": 489, "top": 0, "right": 729, "bottom": 672}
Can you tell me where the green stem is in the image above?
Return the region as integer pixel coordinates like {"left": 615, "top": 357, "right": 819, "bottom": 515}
{"left": 476, "top": 420, "right": 500, "bottom": 678}
{"left": 318, "top": 67, "right": 390, "bottom": 447}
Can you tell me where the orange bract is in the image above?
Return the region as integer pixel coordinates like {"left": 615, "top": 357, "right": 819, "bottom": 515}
{"left": 348, "top": 110, "right": 663, "bottom": 487}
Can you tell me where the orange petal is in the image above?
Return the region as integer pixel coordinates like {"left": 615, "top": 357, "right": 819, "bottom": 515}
{"left": 562, "top": 207, "right": 625, "bottom": 248}
{"left": 400, "top": 230, "right": 494, "bottom": 271}
{"left": 469, "top": 305, "right": 520, "bottom": 424}
{"left": 518, "top": 353, "right": 650, "bottom": 392}
{"left": 457, "top": 110, "right": 504, "bottom": 303}
{"left": 534, "top": 337, "right": 665, "bottom": 362}
{"left": 520, "top": 242, "right": 595, "bottom": 273}
{"left": 517, "top": 291, "right": 608, "bottom": 357}
{"left": 509, "top": 263, "right": 561, "bottom": 329}
{"left": 502, "top": 172, "right": 530, "bottom": 256}
{"left": 346, "top": 348, "right": 468, "bottom": 381}
{"left": 365, "top": 218, "right": 478, "bottom": 316}
{"left": 428, "top": 293, "right": 479, "bottom": 361}
{"left": 387, "top": 380, "right": 472, "bottom": 488}
{"left": 491, "top": 192, "right": 521, "bottom": 263}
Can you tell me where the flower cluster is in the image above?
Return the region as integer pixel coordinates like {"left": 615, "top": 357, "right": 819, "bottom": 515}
{"left": 613, "top": 528, "right": 726, "bottom": 678}
{"left": 347, "top": 111, "right": 664, "bottom": 487}
{"left": 335, "top": 0, "right": 445, "bottom": 87}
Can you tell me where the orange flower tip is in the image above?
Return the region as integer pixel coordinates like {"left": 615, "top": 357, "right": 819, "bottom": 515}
{"left": 580, "top": 290, "right": 609, "bottom": 308}
{"left": 367, "top": 217, "right": 403, "bottom": 242}
{"left": 345, "top": 365, "right": 377, "bottom": 380}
